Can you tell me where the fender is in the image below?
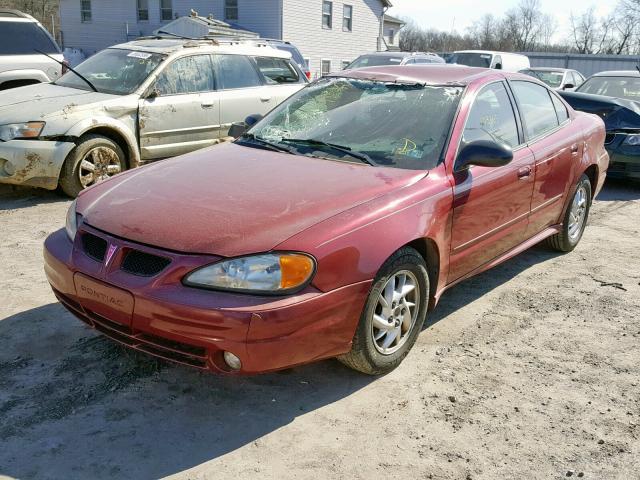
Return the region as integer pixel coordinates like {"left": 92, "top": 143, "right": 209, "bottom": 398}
{"left": 0, "top": 69, "right": 50, "bottom": 85}
{"left": 66, "top": 116, "right": 141, "bottom": 168}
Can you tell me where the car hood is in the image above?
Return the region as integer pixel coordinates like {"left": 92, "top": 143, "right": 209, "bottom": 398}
{"left": 77, "top": 143, "right": 426, "bottom": 257}
{"left": 0, "top": 83, "right": 120, "bottom": 122}
{"left": 560, "top": 91, "right": 640, "bottom": 131}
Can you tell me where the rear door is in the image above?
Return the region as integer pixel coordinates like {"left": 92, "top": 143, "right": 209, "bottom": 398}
{"left": 215, "top": 54, "right": 275, "bottom": 136}
{"left": 448, "top": 81, "right": 535, "bottom": 282}
{"left": 253, "top": 55, "right": 306, "bottom": 103}
{"left": 509, "top": 80, "right": 579, "bottom": 236}
{"left": 138, "top": 54, "right": 221, "bottom": 160}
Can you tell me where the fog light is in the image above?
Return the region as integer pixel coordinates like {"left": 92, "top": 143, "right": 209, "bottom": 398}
{"left": 3, "top": 160, "right": 14, "bottom": 176}
{"left": 223, "top": 351, "right": 242, "bottom": 370}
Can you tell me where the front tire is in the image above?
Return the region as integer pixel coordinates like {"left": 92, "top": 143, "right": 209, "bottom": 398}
{"left": 339, "top": 247, "right": 429, "bottom": 375}
{"left": 59, "top": 134, "right": 126, "bottom": 198}
{"left": 547, "top": 174, "right": 592, "bottom": 252}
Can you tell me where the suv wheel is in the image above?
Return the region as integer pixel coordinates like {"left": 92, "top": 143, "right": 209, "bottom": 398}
{"left": 59, "top": 134, "right": 126, "bottom": 198}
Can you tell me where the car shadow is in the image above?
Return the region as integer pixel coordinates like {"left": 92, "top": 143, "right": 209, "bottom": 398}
{"left": 0, "top": 303, "right": 374, "bottom": 480}
{"left": 596, "top": 178, "right": 640, "bottom": 201}
{"left": 0, "top": 184, "right": 68, "bottom": 211}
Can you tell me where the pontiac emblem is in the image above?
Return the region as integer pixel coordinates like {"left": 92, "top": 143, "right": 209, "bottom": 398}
{"left": 105, "top": 244, "right": 118, "bottom": 266}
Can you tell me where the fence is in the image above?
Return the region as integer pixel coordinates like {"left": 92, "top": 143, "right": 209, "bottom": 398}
{"left": 524, "top": 52, "right": 640, "bottom": 77}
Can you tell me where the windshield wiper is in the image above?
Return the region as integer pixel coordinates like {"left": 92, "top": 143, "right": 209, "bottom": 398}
{"left": 35, "top": 49, "right": 99, "bottom": 93}
{"left": 238, "top": 133, "right": 296, "bottom": 154}
{"left": 279, "top": 138, "right": 377, "bottom": 166}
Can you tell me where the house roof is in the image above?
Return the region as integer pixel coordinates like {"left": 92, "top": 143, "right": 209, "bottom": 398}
{"left": 384, "top": 14, "right": 405, "bottom": 25}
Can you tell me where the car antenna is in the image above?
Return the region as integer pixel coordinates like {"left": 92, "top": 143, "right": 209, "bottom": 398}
{"left": 34, "top": 49, "right": 99, "bottom": 93}
{"left": 636, "top": 65, "right": 640, "bottom": 74}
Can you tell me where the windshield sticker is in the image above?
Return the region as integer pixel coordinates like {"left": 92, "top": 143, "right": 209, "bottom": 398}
{"left": 128, "top": 51, "right": 153, "bottom": 59}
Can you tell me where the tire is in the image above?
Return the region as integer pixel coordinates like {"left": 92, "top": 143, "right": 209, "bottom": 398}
{"left": 59, "top": 134, "right": 126, "bottom": 198}
{"left": 546, "top": 174, "right": 592, "bottom": 252}
{"left": 338, "top": 247, "right": 429, "bottom": 375}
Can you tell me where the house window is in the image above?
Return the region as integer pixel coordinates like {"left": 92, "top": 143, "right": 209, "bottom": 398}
{"left": 225, "top": 0, "right": 238, "bottom": 21}
{"left": 137, "top": 0, "right": 149, "bottom": 21}
{"left": 160, "top": 0, "right": 173, "bottom": 21}
{"left": 322, "top": 1, "right": 332, "bottom": 29}
{"left": 80, "top": 0, "right": 91, "bottom": 22}
{"left": 342, "top": 5, "right": 352, "bottom": 32}
{"left": 321, "top": 59, "right": 331, "bottom": 76}
{"left": 389, "top": 28, "right": 395, "bottom": 44}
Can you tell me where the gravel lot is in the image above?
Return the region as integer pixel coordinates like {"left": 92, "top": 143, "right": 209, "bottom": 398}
{"left": 0, "top": 181, "right": 639, "bottom": 480}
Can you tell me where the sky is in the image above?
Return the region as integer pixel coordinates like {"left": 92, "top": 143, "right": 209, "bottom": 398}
{"left": 386, "top": 0, "right": 616, "bottom": 42}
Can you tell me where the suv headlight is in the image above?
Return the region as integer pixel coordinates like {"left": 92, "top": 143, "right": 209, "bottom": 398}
{"left": 0, "top": 122, "right": 45, "bottom": 142}
{"left": 65, "top": 199, "right": 80, "bottom": 241}
{"left": 623, "top": 134, "right": 640, "bottom": 146}
{"left": 184, "top": 253, "right": 316, "bottom": 294}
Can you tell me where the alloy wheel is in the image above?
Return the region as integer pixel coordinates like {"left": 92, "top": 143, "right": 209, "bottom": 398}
{"left": 568, "top": 184, "right": 588, "bottom": 241}
{"left": 78, "top": 146, "right": 122, "bottom": 188}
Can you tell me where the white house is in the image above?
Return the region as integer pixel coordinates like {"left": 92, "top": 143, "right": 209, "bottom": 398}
{"left": 59, "top": 0, "right": 392, "bottom": 78}
{"left": 383, "top": 13, "right": 404, "bottom": 51}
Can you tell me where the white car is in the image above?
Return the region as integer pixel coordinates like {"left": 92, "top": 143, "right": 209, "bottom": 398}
{"left": 450, "top": 50, "right": 530, "bottom": 72}
{"left": 519, "top": 68, "right": 586, "bottom": 91}
{"left": 0, "top": 9, "right": 64, "bottom": 90}
{"left": 0, "top": 38, "right": 307, "bottom": 196}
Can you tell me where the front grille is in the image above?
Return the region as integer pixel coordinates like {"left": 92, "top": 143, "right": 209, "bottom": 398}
{"left": 81, "top": 233, "right": 108, "bottom": 262}
{"left": 121, "top": 250, "right": 171, "bottom": 277}
{"left": 604, "top": 133, "right": 616, "bottom": 145}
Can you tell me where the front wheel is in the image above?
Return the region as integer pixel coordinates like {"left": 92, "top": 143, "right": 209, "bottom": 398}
{"left": 59, "top": 134, "right": 126, "bottom": 198}
{"left": 338, "top": 247, "right": 429, "bottom": 375}
{"left": 547, "top": 174, "right": 592, "bottom": 252}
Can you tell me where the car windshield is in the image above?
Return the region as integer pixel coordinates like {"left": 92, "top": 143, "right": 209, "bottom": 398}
{"left": 452, "top": 53, "right": 492, "bottom": 68}
{"left": 246, "top": 77, "right": 463, "bottom": 170}
{"left": 521, "top": 70, "right": 564, "bottom": 88}
{"left": 347, "top": 55, "right": 406, "bottom": 69}
{"left": 577, "top": 76, "right": 640, "bottom": 102}
{"left": 55, "top": 48, "right": 166, "bottom": 95}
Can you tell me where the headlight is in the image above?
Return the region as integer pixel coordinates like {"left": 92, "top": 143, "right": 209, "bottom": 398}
{"left": 65, "top": 199, "right": 79, "bottom": 241}
{"left": 0, "top": 122, "right": 45, "bottom": 142}
{"left": 184, "top": 253, "right": 316, "bottom": 294}
{"left": 623, "top": 134, "right": 640, "bottom": 146}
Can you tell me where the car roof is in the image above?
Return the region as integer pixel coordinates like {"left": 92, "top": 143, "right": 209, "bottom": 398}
{"left": 0, "top": 9, "right": 36, "bottom": 20}
{"left": 591, "top": 70, "right": 640, "bottom": 78}
{"left": 330, "top": 65, "right": 520, "bottom": 86}
{"left": 110, "top": 38, "right": 291, "bottom": 58}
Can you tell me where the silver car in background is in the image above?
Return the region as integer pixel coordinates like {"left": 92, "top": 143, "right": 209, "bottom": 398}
{"left": 0, "top": 9, "right": 64, "bottom": 90}
{"left": 345, "top": 51, "right": 445, "bottom": 70}
{"left": 519, "top": 67, "right": 586, "bottom": 91}
{"left": 0, "top": 38, "right": 307, "bottom": 196}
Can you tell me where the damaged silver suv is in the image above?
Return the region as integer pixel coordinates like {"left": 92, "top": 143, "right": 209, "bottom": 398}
{"left": 0, "top": 38, "right": 307, "bottom": 196}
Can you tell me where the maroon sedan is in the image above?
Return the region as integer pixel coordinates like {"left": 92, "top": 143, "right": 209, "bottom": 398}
{"left": 43, "top": 66, "right": 608, "bottom": 375}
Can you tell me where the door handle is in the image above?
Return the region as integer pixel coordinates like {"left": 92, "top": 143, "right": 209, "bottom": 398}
{"left": 571, "top": 144, "right": 579, "bottom": 154}
{"left": 517, "top": 166, "right": 532, "bottom": 179}
{"left": 201, "top": 102, "right": 215, "bottom": 109}
{"left": 260, "top": 97, "right": 272, "bottom": 102}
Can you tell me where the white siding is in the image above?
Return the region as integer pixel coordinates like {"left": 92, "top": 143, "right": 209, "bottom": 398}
{"left": 383, "top": 22, "right": 401, "bottom": 49}
{"left": 282, "top": 0, "right": 383, "bottom": 78}
{"left": 59, "top": 0, "right": 280, "bottom": 54}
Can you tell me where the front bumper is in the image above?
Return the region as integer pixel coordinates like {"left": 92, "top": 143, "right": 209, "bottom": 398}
{"left": 43, "top": 227, "right": 370, "bottom": 374}
{"left": 0, "top": 139, "right": 75, "bottom": 189}
{"left": 605, "top": 133, "right": 640, "bottom": 179}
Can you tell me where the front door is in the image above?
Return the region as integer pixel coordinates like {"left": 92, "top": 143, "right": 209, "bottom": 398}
{"left": 448, "top": 81, "right": 535, "bottom": 282}
{"left": 139, "top": 54, "right": 221, "bottom": 160}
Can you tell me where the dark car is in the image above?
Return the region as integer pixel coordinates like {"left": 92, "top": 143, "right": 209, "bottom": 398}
{"left": 44, "top": 66, "right": 608, "bottom": 375}
{"left": 561, "top": 70, "right": 640, "bottom": 180}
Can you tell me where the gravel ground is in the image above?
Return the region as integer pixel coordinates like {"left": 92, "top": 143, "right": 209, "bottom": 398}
{"left": 0, "top": 181, "right": 639, "bottom": 480}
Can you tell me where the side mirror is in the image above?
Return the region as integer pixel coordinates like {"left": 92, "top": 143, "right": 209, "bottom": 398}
{"left": 228, "top": 114, "right": 264, "bottom": 139}
{"left": 456, "top": 140, "right": 513, "bottom": 171}
{"left": 145, "top": 85, "right": 160, "bottom": 99}
{"left": 562, "top": 83, "right": 575, "bottom": 91}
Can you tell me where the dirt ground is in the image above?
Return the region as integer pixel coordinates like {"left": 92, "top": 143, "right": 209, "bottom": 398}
{"left": 0, "top": 180, "right": 639, "bottom": 480}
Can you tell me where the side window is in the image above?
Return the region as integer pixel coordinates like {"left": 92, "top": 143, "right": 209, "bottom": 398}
{"left": 572, "top": 72, "right": 584, "bottom": 87}
{"left": 216, "top": 55, "right": 262, "bottom": 89}
{"left": 81, "top": 0, "right": 92, "bottom": 22}
{"left": 254, "top": 57, "right": 300, "bottom": 84}
{"left": 156, "top": 55, "right": 215, "bottom": 95}
{"left": 511, "top": 81, "right": 559, "bottom": 139}
{"left": 551, "top": 93, "right": 569, "bottom": 124}
{"left": 463, "top": 82, "right": 519, "bottom": 148}
{"left": 493, "top": 55, "right": 502, "bottom": 69}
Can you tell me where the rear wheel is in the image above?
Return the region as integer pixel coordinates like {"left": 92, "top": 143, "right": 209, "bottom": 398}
{"left": 547, "top": 174, "right": 592, "bottom": 252}
{"left": 59, "top": 134, "right": 126, "bottom": 198}
{"left": 338, "top": 247, "right": 429, "bottom": 375}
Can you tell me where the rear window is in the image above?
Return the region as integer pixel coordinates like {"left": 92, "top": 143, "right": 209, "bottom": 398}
{"left": 452, "top": 53, "right": 492, "bottom": 68}
{"left": 254, "top": 57, "right": 300, "bottom": 84}
{"left": 347, "top": 55, "right": 405, "bottom": 69}
{"left": 0, "top": 21, "right": 59, "bottom": 55}
{"left": 272, "top": 44, "right": 305, "bottom": 67}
